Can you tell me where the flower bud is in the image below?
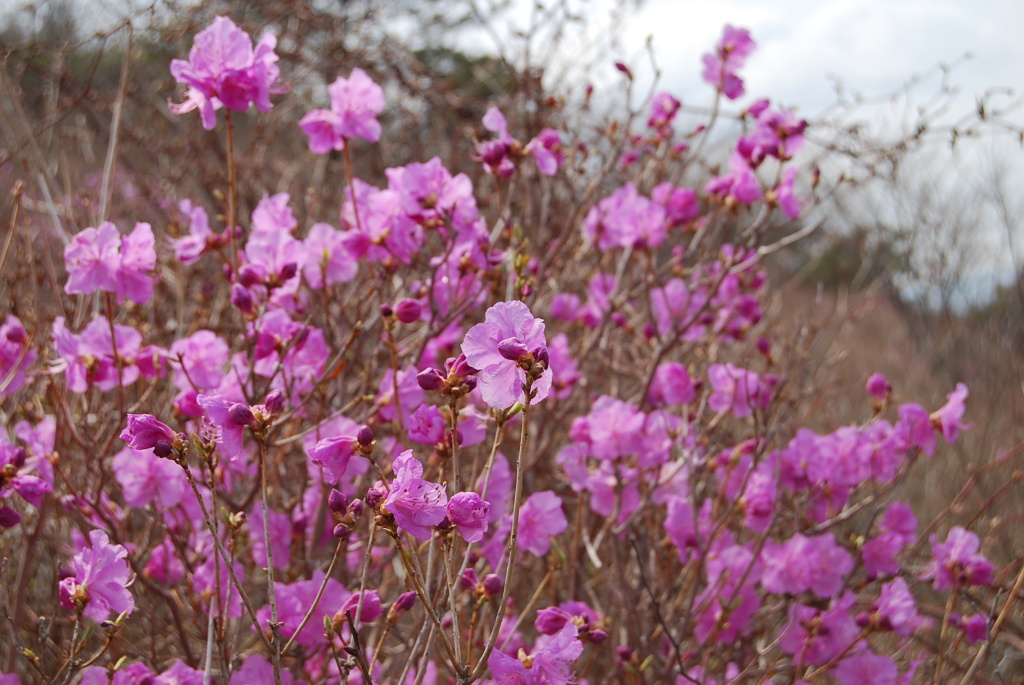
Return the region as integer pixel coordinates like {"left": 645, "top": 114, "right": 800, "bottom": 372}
{"left": 482, "top": 573, "right": 503, "bottom": 596}
{"left": 264, "top": 389, "right": 285, "bottom": 415}
{"left": 11, "top": 446, "right": 26, "bottom": 469}
{"left": 497, "top": 337, "right": 530, "bottom": 362}
{"left": 4, "top": 323, "right": 26, "bottom": 344}
{"left": 0, "top": 505, "right": 21, "bottom": 528}
{"left": 153, "top": 440, "right": 174, "bottom": 459}
{"left": 230, "top": 283, "right": 254, "bottom": 314}
{"left": 237, "top": 263, "right": 262, "bottom": 288}
{"left": 616, "top": 646, "right": 633, "bottom": 662}
{"left": 328, "top": 489, "right": 349, "bottom": 515}
{"left": 417, "top": 367, "right": 446, "bottom": 392}
{"left": 279, "top": 262, "right": 298, "bottom": 281}
{"left": 357, "top": 425, "right": 374, "bottom": 447}
{"left": 588, "top": 628, "right": 608, "bottom": 644}
{"left": 348, "top": 499, "right": 365, "bottom": 518}
{"left": 460, "top": 568, "right": 480, "bottom": 590}
{"left": 379, "top": 304, "right": 394, "bottom": 318}
{"left": 393, "top": 591, "right": 417, "bottom": 613}
{"left": 394, "top": 298, "right": 422, "bottom": 324}
{"left": 365, "top": 486, "right": 384, "bottom": 509}
{"left": 332, "top": 523, "right": 350, "bottom": 539}
{"left": 228, "top": 403, "right": 255, "bottom": 426}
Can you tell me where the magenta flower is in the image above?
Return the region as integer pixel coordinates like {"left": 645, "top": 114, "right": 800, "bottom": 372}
{"left": 383, "top": 450, "right": 448, "bottom": 541}
{"left": 647, "top": 91, "right": 681, "bottom": 134}
{"left": 170, "top": 16, "right": 282, "bottom": 130}
{"left": 0, "top": 442, "right": 52, "bottom": 514}
{"left": 447, "top": 491, "right": 491, "bottom": 543}
{"left": 119, "top": 413, "right": 178, "bottom": 458}
{"left": 647, "top": 362, "right": 696, "bottom": 407}
{"left": 525, "top": 128, "right": 563, "bottom": 176}
{"left": 0, "top": 315, "right": 36, "bottom": 397}
{"left": 707, "top": 363, "right": 769, "bottom": 418}
{"left": 773, "top": 167, "right": 803, "bottom": 219}
{"left": 761, "top": 532, "right": 854, "bottom": 598}
{"left": 926, "top": 526, "right": 993, "bottom": 590}
{"left": 310, "top": 433, "right": 358, "bottom": 482}
{"left": 931, "top": 382, "right": 971, "bottom": 443}
{"left": 257, "top": 571, "right": 347, "bottom": 650}
{"left": 169, "top": 329, "right": 229, "bottom": 392}
{"left": 582, "top": 183, "right": 668, "bottom": 250}
{"left": 64, "top": 222, "right": 157, "bottom": 304}
{"left": 59, "top": 529, "right": 134, "bottom": 621}
{"left": 302, "top": 222, "right": 360, "bottom": 288}
{"left": 518, "top": 490, "right": 567, "bottom": 557}
{"left": 652, "top": 182, "right": 700, "bottom": 227}
{"left": 487, "top": 621, "right": 583, "bottom": 685}
{"left": 197, "top": 393, "right": 250, "bottom": 461}
{"left": 701, "top": 25, "right": 756, "bottom": 100}
{"left": 833, "top": 652, "right": 898, "bottom": 685}
{"left": 407, "top": 403, "right": 445, "bottom": 445}
{"left": 64, "top": 223, "right": 121, "bottom": 296}
{"left": 112, "top": 446, "right": 186, "bottom": 508}
{"left": 300, "top": 68, "right": 385, "bottom": 153}
{"left": 229, "top": 654, "right": 294, "bottom": 685}
{"left": 462, "top": 301, "right": 553, "bottom": 409}
{"left": 52, "top": 316, "right": 143, "bottom": 393}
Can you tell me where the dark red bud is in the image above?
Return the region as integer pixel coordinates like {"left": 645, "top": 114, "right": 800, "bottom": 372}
{"left": 417, "top": 368, "right": 446, "bottom": 392}
{"left": 237, "top": 264, "right": 262, "bottom": 288}
{"left": 228, "top": 403, "right": 255, "bottom": 426}
{"left": 153, "top": 440, "right": 174, "bottom": 459}
{"left": 328, "top": 489, "right": 349, "bottom": 515}
{"left": 394, "top": 298, "right": 422, "bottom": 324}
{"left": 279, "top": 262, "right": 298, "bottom": 281}
{"left": 482, "top": 573, "right": 503, "bottom": 596}
{"left": 357, "top": 425, "right": 374, "bottom": 447}
{"left": 332, "top": 523, "right": 350, "bottom": 539}
{"left": 231, "top": 283, "right": 254, "bottom": 314}
{"left": 263, "top": 389, "right": 285, "bottom": 415}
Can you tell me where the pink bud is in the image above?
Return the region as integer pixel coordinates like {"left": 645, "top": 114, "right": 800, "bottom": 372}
{"left": 394, "top": 298, "right": 422, "bottom": 323}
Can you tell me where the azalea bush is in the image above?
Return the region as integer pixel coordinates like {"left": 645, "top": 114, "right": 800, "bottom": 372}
{"left": 0, "top": 10, "right": 1021, "bottom": 685}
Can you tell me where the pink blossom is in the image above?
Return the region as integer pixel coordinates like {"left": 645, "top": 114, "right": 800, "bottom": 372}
{"left": 300, "top": 68, "right": 385, "bottom": 152}
{"left": 63, "top": 222, "right": 121, "bottom": 296}
{"left": 196, "top": 393, "right": 250, "bottom": 461}
{"left": 582, "top": 183, "right": 668, "bottom": 250}
{"left": 447, "top": 491, "right": 491, "bottom": 543}
{"left": 926, "top": 526, "right": 993, "bottom": 589}
{"left": 302, "top": 222, "right": 360, "bottom": 288}
{"left": 487, "top": 621, "right": 583, "bottom": 685}
{"left": 112, "top": 445, "right": 186, "bottom": 508}
{"left": 518, "top": 490, "right": 567, "bottom": 557}
{"left": 761, "top": 532, "right": 854, "bottom": 598}
{"left": 0, "top": 315, "right": 36, "bottom": 396}
{"left": 383, "top": 450, "right": 448, "bottom": 541}
{"left": 228, "top": 654, "right": 293, "bottom": 685}
{"left": 59, "top": 529, "right": 134, "bottom": 622}
{"left": 647, "top": 91, "right": 681, "bottom": 133}
{"left": 774, "top": 166, "right": 803, "bottom": 219}
{"left": 931, "top": 382, "right": 971, "bottom": 443}
{"left": 462, "top": 301, "right": 552, "bottom": 409}
{"left": 170, "top": 16, "right": 282, "bottom": 131}
{"left": 52, "top": 316, "right": 143, "bottom": 393}
{"left": 652, "top": 182, "right": 700, "bottom": 227}
{"left": 310, "top": 433, "right": 358, "bottom": 482}
{"left": 647, "top": 362, "right": 696, "bottom": 407}
{"left": 525, "top": 128, "right": 563, "bottom": 175}
{"left": 701, "top": 25, "right": 756, "bottom": 100}
{"left": 169, "top": 330, "right": 229, "bottom": 391}
{"left": 407, "top": 403, "right": 445, "bottom": 445}
{"left": 707, "top": 363, "right": 769, "bottom": 418}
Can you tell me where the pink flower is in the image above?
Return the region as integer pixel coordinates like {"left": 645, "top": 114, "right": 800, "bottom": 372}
{"left": 52, "top": 316, "right": 143, "bottom": 393}
{"left": 170, "top": 16, "right": 282, "bottom": 131}
{"left": 64, "top": 223, "right": 121, "bottom": 296}
{"left": 488, "top": 621, "right": 583, "bottom": 685}
{"left": 64, "top": 222, "right": 157, "bottom": 304}
{"left": 112, "top": 446, "right": 186, "bottom": 508}
{"left": 931, "top": 382, "right": 971, "bottom": 443}
{"left": 518, "top": 491, "right": 567, "bottom": 557}
{"left": 701, "top": 25, "right": 756, "bottom": 100}
{"left": 447, "top": 492, "right": 490, "bottom": 543}
{"left": 383, "top": 450, "right": 448, "bottom": 541}
{"left": 647, "top": 91, "right": 681, "bottom": 133}
{"left": 300, "top": 68, "right": 385, "bottom": 153}
{"left": 525, "top": 128, "right": 563, "bottom": 176}
{"left": 774, "top": 167, "right": 803, "bottom": 219}
{"left": 647, "top": 362, "right": 696, "bottom": 407}
{"left": 229, "top": 654, "right": 293, "bottom": 685}
{"left": 196, "top": 393, "right": 251, "bottom": 461}
{"left": 119, "top": 414, "right": 178, "bottom": 457}
{"left": 462, "top": 301, "right": 553, "bottom": 409}
{"left": 926, "top": 526, "right": 993, "bottom": 590}
{"left": 59, "top": 529, "right": 134, "bottom": 622}
{"left": 707, "top": 363, "right": 769, "bottom": 418}
{"left": 582, "top": 183, "right": 668, "bottom": 250}
{"left": 0, "top": 315, "right": 36, "bottom": 397}
{"left": 833, "top": 652, "right": 898, "bottom": 685}
{"left": 310, "top": 433, "right": 358, "bottom": 482}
